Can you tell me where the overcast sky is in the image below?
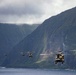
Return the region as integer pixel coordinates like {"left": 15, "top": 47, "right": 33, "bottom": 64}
{"left": 0, "top": 0, "right": 76, "bottom": 24}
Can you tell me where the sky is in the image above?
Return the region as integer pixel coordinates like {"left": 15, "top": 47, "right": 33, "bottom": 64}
{"left": 0, "top": 0, "right": 76, "bottom": 24}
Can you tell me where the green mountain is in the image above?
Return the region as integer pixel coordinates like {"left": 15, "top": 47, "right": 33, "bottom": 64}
{"left": 2, "top": 7, "right": 76, "bottom": 69}
{"left": 0, "top": 23, "right": 38, "bottom": 66}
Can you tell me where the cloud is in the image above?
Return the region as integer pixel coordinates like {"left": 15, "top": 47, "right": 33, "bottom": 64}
{"left": 0, "top": 0, "right": 43, "bottom": 15}
{"left": 0, "top": 0, "right": 76, "bottom": 24}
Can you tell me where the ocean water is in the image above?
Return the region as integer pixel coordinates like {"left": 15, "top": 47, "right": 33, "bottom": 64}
{"left": 0, "top": 68, "right": 76, "bottom": 75}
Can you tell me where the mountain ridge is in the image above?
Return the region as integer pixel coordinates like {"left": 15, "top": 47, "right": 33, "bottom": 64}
{"left": 1, "top": 7, "right": 76, "bottom": 69}
{"left": 0, "top": 23, "right": 38, "bottom": 66}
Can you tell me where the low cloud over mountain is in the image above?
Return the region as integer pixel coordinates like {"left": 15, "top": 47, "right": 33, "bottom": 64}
{"left": 0, "top": 0, "right": 76, "bottom": 24}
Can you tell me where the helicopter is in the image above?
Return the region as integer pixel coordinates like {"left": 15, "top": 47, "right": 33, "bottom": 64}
{"left": 40, "top": 49, "right": 76, "bottom": 64}
{"left": 55, "top": 51, "right": 64, "bottom": 64}
{"left": 27, "top": 52, "right": 33, "bottom": 57}
{"left": 3, "top": 49, "right": 76, "bottom": 64}
{"left": 20, "top": 51, "right": 33, "bottom": 58}
{"left": 40, "top": 50, "right": 64, "bottom": 64}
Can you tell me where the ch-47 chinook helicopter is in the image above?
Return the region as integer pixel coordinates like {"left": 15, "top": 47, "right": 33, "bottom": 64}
{"left": 20, "top": 51, "right": 33, "bottom": 58}
{"left": 55, "top": 51, "right": 64, "bottom": 64}
{"left": 28, "top": 52, "right": 33, "bottom": 57}
{"left": 40, "top": 50, "right": 64, "bottom": 64}
{"left": 54, "top": 49, "right": 76, "bottom": 64}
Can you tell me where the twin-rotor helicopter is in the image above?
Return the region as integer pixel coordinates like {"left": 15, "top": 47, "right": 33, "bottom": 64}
{"left": 3, "top": 49, "right": 76, "bottom": 64}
